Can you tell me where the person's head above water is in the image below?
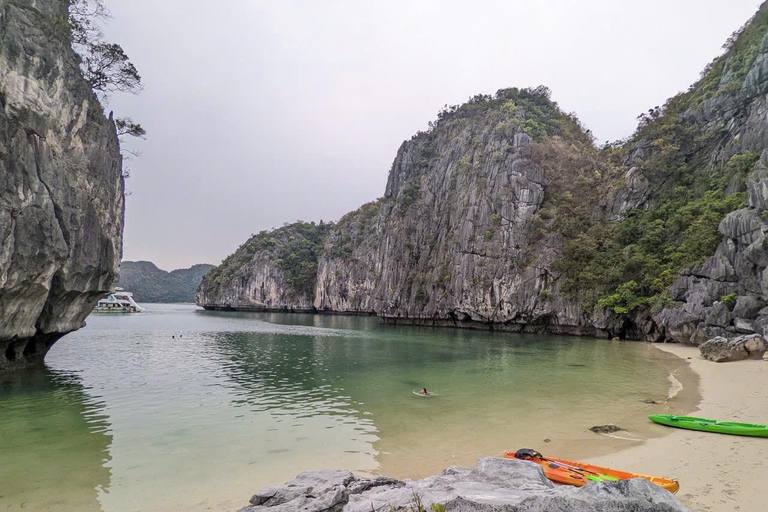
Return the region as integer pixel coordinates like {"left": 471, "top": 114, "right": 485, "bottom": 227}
{"left": 420, "top": 388, "right": 428, "bottom": 394}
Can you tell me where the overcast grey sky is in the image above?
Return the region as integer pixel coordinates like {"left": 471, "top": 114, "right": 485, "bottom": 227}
{"left": 104, "top": 0, "right": 761, "bottom": 270}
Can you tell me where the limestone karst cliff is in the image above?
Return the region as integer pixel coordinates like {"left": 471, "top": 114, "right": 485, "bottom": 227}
{"left": 200, "top": 3, "right": 768, "bottom": 344}
{"left": 198, "top": 222, "right": 330, "bottom": 312}
{"left": 0, "top": 0, "right": 125, "bottom": 371}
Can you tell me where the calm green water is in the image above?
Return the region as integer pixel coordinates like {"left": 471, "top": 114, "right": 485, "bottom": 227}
{"left": 0, "top": 304, "right": 690, "bottom": 512}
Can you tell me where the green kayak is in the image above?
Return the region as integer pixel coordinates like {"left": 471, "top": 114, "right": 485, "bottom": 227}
{"left": 649, "top": 414, "right": 768, "bottom": 437}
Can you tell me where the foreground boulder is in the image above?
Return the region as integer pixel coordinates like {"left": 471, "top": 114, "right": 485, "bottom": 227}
{"left": 700, "top": 334, "right": 767, "bottom": 362}
{"left": 240, "top": 457, "right": 689, "bottom": 512}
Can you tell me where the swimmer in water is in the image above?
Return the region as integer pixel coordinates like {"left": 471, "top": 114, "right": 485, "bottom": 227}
{"left": 419, "top": 388, "right": 428, "bottom": 395}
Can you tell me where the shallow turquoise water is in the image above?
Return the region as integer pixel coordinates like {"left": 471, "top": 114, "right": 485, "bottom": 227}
{"left": 0, "top": 304, "right": 688, "bottom": 512}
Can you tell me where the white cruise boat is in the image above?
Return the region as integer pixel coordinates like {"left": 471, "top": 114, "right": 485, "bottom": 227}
{"left": 93, "top": 288, "right": 145, "bottom": 313}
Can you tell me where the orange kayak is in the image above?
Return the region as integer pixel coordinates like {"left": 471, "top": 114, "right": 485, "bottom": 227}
{"left": 505, "top": 449, "right": 679, "bottom": 493}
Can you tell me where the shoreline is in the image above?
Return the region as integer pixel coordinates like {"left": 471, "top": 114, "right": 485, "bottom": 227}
{"left": 590, "top": 344, "right": 768, "bottom": 512}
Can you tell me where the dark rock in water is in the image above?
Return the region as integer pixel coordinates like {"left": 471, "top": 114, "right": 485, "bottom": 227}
{"left": 239, "top": 458, "right": 690, "bottom": 512}
{"left": 699, "top": 334, "right": 767, "bottom": 362}
{"left": 0, "top": 0, "right": 124, "bottom": 372}
{"left": 589, "top": 424, "right": 626, "bottom": 434}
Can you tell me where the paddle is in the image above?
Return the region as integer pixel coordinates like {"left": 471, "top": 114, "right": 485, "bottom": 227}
{"left": 541, "top": 458, "right": 619, "bottom": 482}
{"left": 511, "top": 449, "right": 619, "bottom": 483}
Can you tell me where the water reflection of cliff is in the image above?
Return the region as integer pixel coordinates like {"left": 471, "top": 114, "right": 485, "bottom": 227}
{"left": 210, "top": 326, "right": 376, "bottom": 425}
{"left": 0, "top": 369, "right": 112, "bottom": 512}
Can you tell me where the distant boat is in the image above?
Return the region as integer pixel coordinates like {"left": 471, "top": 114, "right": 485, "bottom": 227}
{"left": 93, "top": 288, "right": 145, "bottom": 313}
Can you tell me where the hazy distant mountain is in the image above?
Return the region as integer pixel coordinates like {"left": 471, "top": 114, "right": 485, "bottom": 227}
{"left": 118, "top": 261, "right": 215, "bottom": 303}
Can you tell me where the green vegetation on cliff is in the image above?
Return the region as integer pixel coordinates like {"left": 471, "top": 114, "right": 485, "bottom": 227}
{"left": 685, "top": 2, "right": 768, "bottom": 105}
{"left": 528, "top": 3, "right": 768, "bottom": 313}
{"left": 429, "top": 86, "right": 593, "bottom": 145}
{"left": 204, "top": 221, "right": 331, "bottom": 298}
{"left": 323, "top": 200, "right": 381, "bottom": 260}
{"left": 549, "top": 0, "right": 768, "bottom": 313}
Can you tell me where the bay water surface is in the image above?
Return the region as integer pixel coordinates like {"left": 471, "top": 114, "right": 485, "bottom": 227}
{"left": 0, "top": 304, "right": 694, "bottom": 512}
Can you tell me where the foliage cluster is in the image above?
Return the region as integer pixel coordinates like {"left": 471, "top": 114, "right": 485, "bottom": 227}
{"left": 554, "top": 152, "right": 756, "bottom": 312}
{"left": 720, "top": 293, "right": 738, "bottom": 308}
{"left": 429, "top": 86, "right": 593, "bottom": 145}
{"left": 68, "top": 0, "right": 143, "bottom": 98}
{"left": 66, "top": 0, "right": 145, "bottom": 181}
{"left": 324, "top": 200, "right": 381, "bottom": 260}
{"left": 686, "top": 4, "right": 768, "bottom": 106}
{"left": 387, "top": 492, "right": 446, "bottom": 512}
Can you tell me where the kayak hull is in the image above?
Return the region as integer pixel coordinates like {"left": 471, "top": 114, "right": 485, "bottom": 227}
{"left": 505, "top": 451, "right": 680, "bottom": 493}
{"left": 649, "top": 414, "right": 768, "bottom": 438}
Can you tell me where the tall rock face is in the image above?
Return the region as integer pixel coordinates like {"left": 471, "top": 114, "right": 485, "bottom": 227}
{"left": 0, "top": 0, "right": 125, "bottom": 371}
{"left": 313, "top": 91, "right": 614, "bottom": 334}
{"left": 202, "top": 3, "right": 768, "bottom": 344}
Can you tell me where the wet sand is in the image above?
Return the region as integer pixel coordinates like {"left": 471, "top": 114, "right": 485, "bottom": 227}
{"left": 591, "top": 344, "right": 768, "bottom": 512}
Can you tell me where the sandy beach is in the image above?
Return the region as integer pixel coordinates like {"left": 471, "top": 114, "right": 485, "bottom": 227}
{"left": 591, "top": 344, "right": 768, "bottom": 512}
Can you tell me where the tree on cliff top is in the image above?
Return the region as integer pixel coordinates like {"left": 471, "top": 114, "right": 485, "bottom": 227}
{"left": 68, "top": 0, "right": 145, "bottom": 142}
{"left": 68, "top": 0, "right": 145, "bottom": 183}
{"left": 68, "top": 0, "right": 142, "bottom": 97}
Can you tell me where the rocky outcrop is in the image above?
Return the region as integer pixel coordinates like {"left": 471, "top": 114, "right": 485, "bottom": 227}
{"left": 699, "top": 334, "right": 767, "bottom": 361}
{"left": 197, "top": 222, "right": 330, "bottom": 311}
{"left": 314, "top": 97, "right": 583, "bottom": 330}
{"left": 239, "top": 458, "right": 690, "bottom": 512}
{"left": 0, "top": 0, "right": 124, "bottom": 372}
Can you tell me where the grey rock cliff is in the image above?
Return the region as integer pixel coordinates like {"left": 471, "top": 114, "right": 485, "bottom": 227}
{"left": 200, "top": 91, "right": 614, "bottom": 336}
{"left": 313, "top": 103, "right": 592, "bottom": 334}
{"left": 239, "top": 457, "right": 690, "bottom": 512}
{"left": 0, "top": 0, "right": 124, "bottom": 371}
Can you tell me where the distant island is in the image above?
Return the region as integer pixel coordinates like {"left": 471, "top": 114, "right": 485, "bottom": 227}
{"left": 118, "top": 261, "right": 215, "bottom": 303}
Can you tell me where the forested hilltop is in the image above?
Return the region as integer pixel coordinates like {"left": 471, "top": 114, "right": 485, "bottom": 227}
{"left": 199, "top": 2, "right": 768, "bottom": 344}
{"left": 118, "top": 262, "right": 214, "bottom": 303}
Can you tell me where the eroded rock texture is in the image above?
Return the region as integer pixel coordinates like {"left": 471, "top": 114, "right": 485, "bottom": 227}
{"left": 0, "top": 0, "right": 124, "bottom": 372}
{"left": 239, "top": 457, "right": 690, "bottom": 512}
{"left": 699, "top": 334, "right": 767, "bottom": 362}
